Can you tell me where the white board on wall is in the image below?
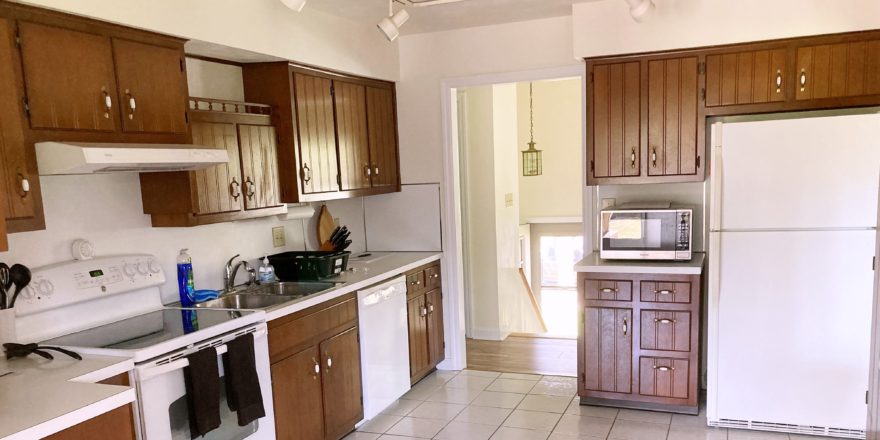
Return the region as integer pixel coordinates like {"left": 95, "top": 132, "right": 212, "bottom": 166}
{"left": 364, "top": 184, "right": 442, "bottom": 252}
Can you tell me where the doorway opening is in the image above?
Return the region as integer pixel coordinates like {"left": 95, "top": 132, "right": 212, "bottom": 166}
{"left": 454, "top": 76, "right": 584, "bottom": 377}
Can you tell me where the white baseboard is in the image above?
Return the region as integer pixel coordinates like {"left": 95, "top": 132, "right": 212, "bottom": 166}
{"left": 469, "top": 327, "right": 510, "bottom": 341}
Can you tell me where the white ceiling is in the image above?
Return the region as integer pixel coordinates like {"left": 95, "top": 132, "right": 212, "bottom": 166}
{"left": 309, "top": 0, "right": 603, "bottom": 35}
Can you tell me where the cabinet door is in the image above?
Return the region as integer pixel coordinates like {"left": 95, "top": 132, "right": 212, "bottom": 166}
{"left": 407, "top": 294, "right": 431, "bottom": 381}
{"left": 333, "top": 80, "right": 371, "bottom": 191}
{"left": 272, "top": 346, "right": 325, "bottom": 440}
{"left": 705, "top": 49, "right": 787, "bottom": 106}
{"left": 238, "top": 124, "right": 282, "bottom": 210}
{"left": 17, "top": 21, "right": 117, "bottom": 131}
{"left": 796, "top": 40, "right": 880, "bottom": 100}
{"left": 190, "top": 121, "right": 242, "bottom": 215}
{"left": 293, "top": 72, "right": 339, "bottom": 195}
{"left": 583, "top": 307, "right": 632, "bottom": 394}
{"left": 112, "top": 39, "right": 188, "bottom": 134}
{"left": 320, "top": 327, "right": 363, "bottom": 440}
{"left": 426, "top": 289, "right": 445, "bottom": 367}
{"left": 647, "top": 57, "right": 700, "bottom": 177}
{"left": 43, "top": 404, "right": 135, "bottom": 440}
{"left": 0, "top": 18, "right": 34, "bottom": 227}
{"left": 589, "top": 62, "right": 641, "bottom": 181}
{"left": 365, "top": 85, "right": 399, "bottom": 188}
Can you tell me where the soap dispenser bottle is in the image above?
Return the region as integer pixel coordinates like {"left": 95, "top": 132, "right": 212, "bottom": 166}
{"left": 258, "top": 256, "right": 276, "bottom": 283}
{"left": 177, "top": 249, "right": 196, "bottom": 306}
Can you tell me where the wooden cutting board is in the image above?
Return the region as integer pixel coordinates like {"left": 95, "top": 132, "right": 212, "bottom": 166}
{"left": 317, "top": 205, "right": 336, "bottom": 247}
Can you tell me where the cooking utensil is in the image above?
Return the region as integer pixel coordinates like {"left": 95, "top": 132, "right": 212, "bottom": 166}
{"left": 317, "top": 205, "right": 336, "bottom": 247}
{"left": 0, "top": 264, "right": 9, "bottom": 310}
{"left": 3, "top": 342, "right": 82, "bottom": 360}
{"left": 8, "top": 264, "right": 31, "bottom": 308}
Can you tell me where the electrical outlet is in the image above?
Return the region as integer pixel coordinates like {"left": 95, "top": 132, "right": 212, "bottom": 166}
{"left": 601, "top": 198, "right": 616, "bottom": 209}
{"left": 272, "top": 226, "right": 285, "bottom": 247}
{"left": 333, "top": 217, "right": 340, "bottom": 227}
{"left": 504, "top": 193, "right": 514, "bottom": 208}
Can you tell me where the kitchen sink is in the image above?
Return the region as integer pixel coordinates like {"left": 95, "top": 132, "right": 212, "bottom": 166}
{"left": 248, "top": 281, "right": 338, "bottom": 297}
{"left": 191, "top": 281, "right": 341, "bottom": 310}
{"left": 193, "top": 294, "right": 299, "bottom": 309}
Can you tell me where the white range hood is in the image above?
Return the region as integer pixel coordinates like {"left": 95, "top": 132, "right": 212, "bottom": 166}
{"left": 35, "top": 141, "right": 229, "bottom": 175}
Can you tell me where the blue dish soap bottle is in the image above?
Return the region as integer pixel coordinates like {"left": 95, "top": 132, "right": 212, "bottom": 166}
{"left": 177, "top": 249, "right": 196, "bottom": 306}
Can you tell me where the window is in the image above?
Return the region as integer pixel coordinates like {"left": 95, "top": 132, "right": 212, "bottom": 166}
{"left": 540, "top": 236, "right": 583, "bottom": 288}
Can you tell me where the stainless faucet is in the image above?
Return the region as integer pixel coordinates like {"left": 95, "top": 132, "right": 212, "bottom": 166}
{"left": 224, "top": 254, "right": 257, "bottom": 291}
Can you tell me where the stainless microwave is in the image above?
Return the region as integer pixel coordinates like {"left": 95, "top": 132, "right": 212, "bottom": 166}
{"left": 599, "top": 204, "right": 693, "bottom": 261}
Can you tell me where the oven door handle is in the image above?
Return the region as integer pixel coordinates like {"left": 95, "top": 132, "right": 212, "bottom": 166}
{"left": 137, "top": 326, "right": 267, "bottom": 381}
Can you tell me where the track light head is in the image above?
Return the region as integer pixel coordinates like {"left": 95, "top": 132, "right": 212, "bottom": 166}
{"left": 626, "top": 0, "right": 655, "bottom": 22}
{"left": 280, "top": 0, "right": 307, "bottom": 12}
{"left": 378, "top": 7, "right": 409, "bottom": 42}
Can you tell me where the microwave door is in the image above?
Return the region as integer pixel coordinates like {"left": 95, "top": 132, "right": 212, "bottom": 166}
{"left": 602, "top": 211, "right": 679, "bottom": 258}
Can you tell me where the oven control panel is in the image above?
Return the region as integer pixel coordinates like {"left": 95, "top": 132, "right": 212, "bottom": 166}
{"left": 15, "top": 254, "right": 166, "bottom": 316}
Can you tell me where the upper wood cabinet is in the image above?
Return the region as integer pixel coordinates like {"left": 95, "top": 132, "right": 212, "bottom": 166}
{"left": 587, "top": 56, "right": 703, "bottom": 185}
{"left": 588, "top": 62, "right": 641, "bottom": 181}
{"left": 705, "top": 49, "right": 787, "bottom": 107}
{"left": 112, "top": 39, "right": 188, "bottom": 134}
{"left": 17, "top": 22, "right": 118, "bottom": 132}
{"left": 242, "top": 63, "right": 401, "bottom": 203}
{"left": 795, "top": 39, "right": 880, "bottom": 101}
{"left": 646, "top": 57, "right": 700, "bottom": 178}
{"left": 139, "top": 99, "right": 285, "bottom": 227}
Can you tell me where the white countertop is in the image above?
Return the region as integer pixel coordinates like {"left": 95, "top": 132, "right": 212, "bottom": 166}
{"left": 574, "top": 252, "right": 705, "bottom": 275}
{"left": 265, "top": 251, "right": 442, "bottom": 321}
{"left": 0, "top": 353, "right": 134, "bottom": 440}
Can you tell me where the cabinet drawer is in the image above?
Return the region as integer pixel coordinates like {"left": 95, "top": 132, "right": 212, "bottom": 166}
{"left": 268, "top": 296, "right": 357, "bottom": 363}
{"left": 584, "top": 279, "right": 632, "bottom": 302}
{"left": 638, "top": 357, "right": 689, "bottom": 399}
{"left": 425, "top": 265, "right": 441, "bottom": 290}
{"left": 640, "top": 281, "right": 691, "bottom": 304}
{"left": 407, "top": 271, "right": 426, "bottom": 295}
{"left": 640, "top": 310, "right": 691, "bottom": 352}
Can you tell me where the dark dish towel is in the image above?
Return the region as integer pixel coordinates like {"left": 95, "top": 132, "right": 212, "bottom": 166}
{"left": 184, "top": 347, "right": 221, "bottom": 438}
{"left": 223, "top": 333, "right": 266, "bottom": 426}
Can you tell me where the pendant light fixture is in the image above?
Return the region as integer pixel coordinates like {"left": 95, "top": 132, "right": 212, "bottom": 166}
{"left": 378, "top": 0, "right": 410, "bottom": 42}
{"left": 522, "top": 82, "right": 543, "bottom": 177}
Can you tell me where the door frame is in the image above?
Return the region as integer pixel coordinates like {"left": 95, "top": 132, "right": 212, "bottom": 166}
{"left": 868, "top": 172, "right": 880, "bottom": 439}
{"left": 437, "top": 64, "right": 586, "bottom": 370}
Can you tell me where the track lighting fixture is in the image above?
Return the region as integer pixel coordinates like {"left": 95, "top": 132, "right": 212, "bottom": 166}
{"left": 624, "top": 0, "right": 655, "bottom": 22}
{"left": 378, "top": 0, "right": 410, "bottom": 42}
{"left": 280, "top": 0, "right": 307, "bottom": 12}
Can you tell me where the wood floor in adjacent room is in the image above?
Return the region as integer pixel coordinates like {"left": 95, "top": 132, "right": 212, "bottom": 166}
{"left": 466, "top": 336, "right": 577, "bottom": 377}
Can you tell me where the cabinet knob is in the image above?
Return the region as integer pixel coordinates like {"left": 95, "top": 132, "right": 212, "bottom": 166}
{"left": 364, "top": 165, "right": 372, "bottom": 177}
{"left": 374, "top": 166, "right": 380, "bottom": 176}
{"left": 427, "top": 303, "right": 434, "bottom": 314}
{"left": 651, "top": 147, "right": 658, "bottom": 168}
{"left": 326, "top": 356, "right": 333, "bottom": 369}
{"left": 229, "top": 178, "right": 241, "bottom": 200}
{"left": 420, "top": 307, "right": 428, "bottom": 317}
{"left": 623, "top": 317, "right": 628, "bottom": 336}
{"left": 433, "top": 273, "right": 439, "bottom": 278}
{"left": 301, "top": 164, "right": 312, "bottom": 184}
{"left": 799, "top": 69, "right": 807, "bottom": 92}
{"left": 775, "top": 69, "right": 783, "bottom": 93}
{"left": 17, "top": 173, "right": 29, "bottom": 198}
{"left": 630, "top": 147, "right": 636, "bottom": 169}
{"left": 125, "top": 90, "right": 137, "bottom": 120}
{"left": 101, "top": 88, "right": 112, "bottom": 119}
{"left": 312, "top": 357, "right": 320, "bottom": 375}
{"left": 245, "top": 178, "right": 256, "bottom": 198}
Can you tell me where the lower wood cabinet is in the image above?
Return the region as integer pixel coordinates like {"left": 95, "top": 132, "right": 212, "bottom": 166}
{"left": 578, "top": 271, "right": 701, "bottom": 414}
{"left": 43, "top": 373, "right": 136, "bottom": 440}
{"left": 406, "top": 262, "right": 444, "bottom": 385}
{"left": 268, "top": 293, "right": 363, "bottom": 440}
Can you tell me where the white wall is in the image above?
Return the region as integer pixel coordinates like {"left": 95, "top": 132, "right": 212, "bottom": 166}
{"left": 16, "top": 0, "right": 399, "bottom": 81}
{"left": 397, "top": 15, "right": 578, "bottom": 185}
{"left": 517, "top": 78, "right": 583, "bottom": 224}
{"left": 186, "top": 58, "right": 245, "bottom": 102}
{"left": 573, "top": 0, "right": 880, "bottom": 58}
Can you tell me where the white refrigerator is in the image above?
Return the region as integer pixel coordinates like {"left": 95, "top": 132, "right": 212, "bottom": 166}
{"left": 707, "top": 113, "right": 880, "bottom": 438}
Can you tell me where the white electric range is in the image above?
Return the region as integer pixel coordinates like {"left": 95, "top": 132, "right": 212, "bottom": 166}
{"left": 14, "top": 254, "right": 275, "bottom": 440}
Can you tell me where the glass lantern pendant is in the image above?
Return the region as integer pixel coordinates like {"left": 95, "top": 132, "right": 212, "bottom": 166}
{"left": 522, "top": 82, "right": 543, "bottom": 176}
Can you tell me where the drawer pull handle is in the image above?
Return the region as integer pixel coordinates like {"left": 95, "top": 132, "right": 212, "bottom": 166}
{"left": 655, "top": 318, "right": 676, "bottom": 324}
{"left": 653, "top": 365, "right": 674, "bottom": 372}
{"left": 427, "top": 303, "right": 434, "bottom": 314}
{"left": 623, "top": 317, "right": 628, "bottom": 336}
{"left": 17, "top": 173, "right": 29, "bottom": 198}
{"left": 600, "top": 287, "right": 619, "bottom": 293}
{"left": 655, "top": 289, "right": 674, "bottom": 295}
{"left": 312, "top": 357, "right": 320, "bottom": 375}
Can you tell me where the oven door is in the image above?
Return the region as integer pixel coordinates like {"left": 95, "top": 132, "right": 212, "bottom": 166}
{"left": 600, "top": 210, "right": 681, "bottom": 259}
{"left": 133, "top": 323, "right": 275, "bottom": 440}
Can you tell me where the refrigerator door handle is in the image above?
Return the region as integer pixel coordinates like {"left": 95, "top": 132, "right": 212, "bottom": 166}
{"left": 709, "top": 121, "right": 724, "bottom": 232}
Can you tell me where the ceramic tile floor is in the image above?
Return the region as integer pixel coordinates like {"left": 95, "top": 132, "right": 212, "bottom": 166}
{"left": 347, "top": 369, "right": 850, "bottom": 440}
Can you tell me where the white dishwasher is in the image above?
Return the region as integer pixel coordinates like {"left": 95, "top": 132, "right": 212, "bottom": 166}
{"left": 357, "top": 276, "right": 411, "bottom": 419}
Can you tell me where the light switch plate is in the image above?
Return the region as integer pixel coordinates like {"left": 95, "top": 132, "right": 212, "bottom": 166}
{"left": 272, "top": 226, "right": 285, "bottom": 247}
{"left": 504, "top": 193, "right": 514, "bottom": 208}
{"left": 601, "top": 198, "right": 616, "bottom": 209}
